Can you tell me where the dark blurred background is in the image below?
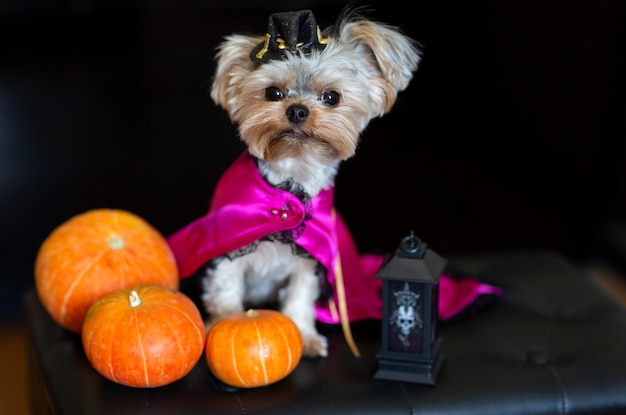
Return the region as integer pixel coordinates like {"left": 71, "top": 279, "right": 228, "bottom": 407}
{"left": 2, "top": 0, "right": 626, "bottom": 322}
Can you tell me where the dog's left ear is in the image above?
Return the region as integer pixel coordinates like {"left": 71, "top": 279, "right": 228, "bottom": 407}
{"left": 210, "top": 34, "right": 263, "bottom": 117}
{"left": 342, "top": 19, "right": 421, "bottom": 114}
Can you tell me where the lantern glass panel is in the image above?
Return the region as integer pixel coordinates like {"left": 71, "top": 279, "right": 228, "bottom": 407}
{"left": 387, "top": 280, "right": 424, "bottom": 353}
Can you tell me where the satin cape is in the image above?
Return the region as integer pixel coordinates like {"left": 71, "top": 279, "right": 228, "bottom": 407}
{"left": 167, "top": 152, "right": 501, "bottom": 323}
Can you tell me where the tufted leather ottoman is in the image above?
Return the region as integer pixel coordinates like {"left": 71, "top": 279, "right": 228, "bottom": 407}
{"left": 24, "top": 251, "right": 626, "bottom": 414}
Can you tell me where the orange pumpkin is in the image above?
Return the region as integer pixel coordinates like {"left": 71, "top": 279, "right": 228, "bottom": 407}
{"left": 205, "top": 309, "right": 303, "bottom": 388}
{"left": 34, "top": 208, "right": 179, "bottom": 333}
{"left": 82, "top": 284, "right": 205, "bottom": 388}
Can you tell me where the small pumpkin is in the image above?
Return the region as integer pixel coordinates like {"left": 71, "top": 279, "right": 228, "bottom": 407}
{"left": 82, "top": 284, "right": 205, "bottom": 388}
{"left": 34, "top": 208, "right": 179, "bottom": 333}
{"left": 205, "top": 309, "right": 303, "bottom": 388}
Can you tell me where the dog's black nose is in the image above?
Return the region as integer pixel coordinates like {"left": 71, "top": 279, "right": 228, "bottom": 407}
{"left": 286, "top": 104, "right": 309, "bottom": 124}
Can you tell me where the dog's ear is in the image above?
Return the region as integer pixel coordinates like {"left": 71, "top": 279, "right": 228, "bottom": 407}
{"left": 341, "top": 19, "right": 421, "bottom": 114}
{"left": 210, "top": 34, "right": 263, "bottom": 116}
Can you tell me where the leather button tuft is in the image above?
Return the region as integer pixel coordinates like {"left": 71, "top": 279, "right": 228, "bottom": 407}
{"left": 527, "top": 350, "right": 551, "bottom": 366}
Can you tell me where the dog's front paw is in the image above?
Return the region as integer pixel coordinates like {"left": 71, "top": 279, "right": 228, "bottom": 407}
{"left": 301, "top": 332, "right": 328, "bottom": 358}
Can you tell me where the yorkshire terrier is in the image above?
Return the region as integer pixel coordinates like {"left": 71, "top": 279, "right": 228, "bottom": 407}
{"left": 169, "top": 8, "right": 420, "bottom": 357}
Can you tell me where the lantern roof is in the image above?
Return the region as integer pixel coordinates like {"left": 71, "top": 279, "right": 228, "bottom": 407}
{"left": 376, "top": 232, "right": 447, "bottom": 283}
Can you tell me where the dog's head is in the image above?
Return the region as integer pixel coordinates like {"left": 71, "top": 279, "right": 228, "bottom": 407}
{"left": 210, "top": 9, "right": 421, "bottom": 166}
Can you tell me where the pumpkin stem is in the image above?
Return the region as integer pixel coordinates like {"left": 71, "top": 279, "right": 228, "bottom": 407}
{"left": 108, "top": 236, "right": 125, "bottom": 250}
{"left": 129, "top": 290, "right": 142, "bottom": 308}
{"left": 245, "top": 309, "right": 259, "bottom": 318}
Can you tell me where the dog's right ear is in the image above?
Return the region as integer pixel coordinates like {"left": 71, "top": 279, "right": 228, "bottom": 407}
{"left": 210, "top": 34, "right": 263, "bottom": 115}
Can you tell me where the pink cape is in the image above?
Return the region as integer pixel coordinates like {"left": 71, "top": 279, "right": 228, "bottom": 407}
{"left": 167, "top": 152, "right": 501, "bottom": 323}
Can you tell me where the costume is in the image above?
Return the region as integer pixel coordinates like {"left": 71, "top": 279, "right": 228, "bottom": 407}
{"left": 167, "top": 152, "right": 501, "bottom": 324}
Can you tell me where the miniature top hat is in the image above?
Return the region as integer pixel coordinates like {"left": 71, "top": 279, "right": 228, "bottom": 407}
{"left": 250, "top": 9, "right": 332, "bottom": 64}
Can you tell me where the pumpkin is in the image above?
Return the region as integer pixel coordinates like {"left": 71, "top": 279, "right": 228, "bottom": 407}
{"left": 82, "top": 284, "right": 205, "bottom": 388}
{"left": 205, "top": 309, "right": 303, "bottom": 388}
{"left": 34, "top": 208, "right": 179, "bottom": 333}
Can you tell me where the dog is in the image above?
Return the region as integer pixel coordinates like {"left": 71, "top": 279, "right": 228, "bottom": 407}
{"left": 168, "top": 8, "right": 420, "bottom": 358}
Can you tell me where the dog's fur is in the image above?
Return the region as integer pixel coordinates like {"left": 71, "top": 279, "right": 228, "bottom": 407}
{"left": 203, "top": 9, "right": 420, "bottom": 357}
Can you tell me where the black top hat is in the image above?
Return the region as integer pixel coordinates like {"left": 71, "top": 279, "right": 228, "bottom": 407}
{"left": 250, "top": 10, "right": 332, "bottom": 64}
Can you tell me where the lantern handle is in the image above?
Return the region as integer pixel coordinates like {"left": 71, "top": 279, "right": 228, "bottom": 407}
{"left": 400, "top": 230, "right": 422, "bottom": 254}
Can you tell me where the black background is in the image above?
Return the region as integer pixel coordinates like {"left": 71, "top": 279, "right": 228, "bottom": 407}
{"left": 2, "top": 0, "right": 625, "bottom": 321}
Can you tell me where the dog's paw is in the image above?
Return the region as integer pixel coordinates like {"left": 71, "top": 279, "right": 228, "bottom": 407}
{"left": 301, "top": 332, "right": 328, "bottom": 358}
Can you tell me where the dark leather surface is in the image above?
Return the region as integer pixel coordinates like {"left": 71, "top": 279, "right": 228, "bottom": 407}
{"left": 25, "top": 252, "right": 626, "bottom": 415}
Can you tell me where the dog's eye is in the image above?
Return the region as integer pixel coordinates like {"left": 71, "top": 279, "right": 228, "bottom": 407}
{"left": 321, "top": 90, "right": 340, "bottom": 107}
{"left": 265, "top": 87, "right": 284, "bottom": 101}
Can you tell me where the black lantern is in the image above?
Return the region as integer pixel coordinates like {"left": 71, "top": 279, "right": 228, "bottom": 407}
{"left": 374, "top": 231, "right": 447, "bottom": 385}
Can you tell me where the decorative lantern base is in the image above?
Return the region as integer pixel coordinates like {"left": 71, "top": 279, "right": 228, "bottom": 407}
{"left": 374, "top": 340, "right": 444, "bottom": 385}
{"left": 374, "top": 354, "right": 443, "bottom": 385}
